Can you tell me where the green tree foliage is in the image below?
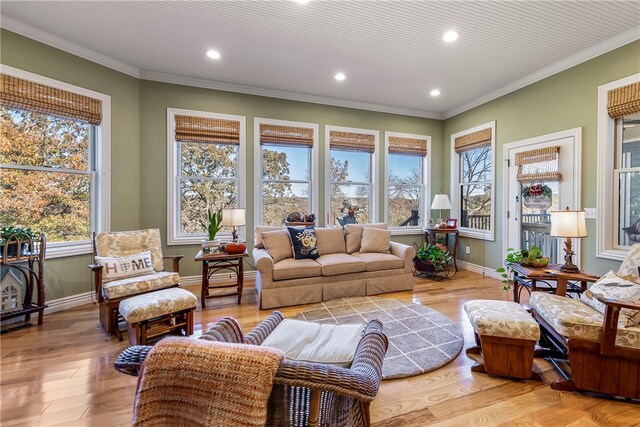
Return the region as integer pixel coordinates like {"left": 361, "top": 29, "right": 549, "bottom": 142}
{"left": 388, "top": 169, "right": 421, "bottom": 226}
{"left": 329, "top": 157, "right": 369, "bottom": 225}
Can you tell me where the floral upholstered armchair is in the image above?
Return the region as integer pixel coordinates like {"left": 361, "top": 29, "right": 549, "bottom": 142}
{"left": 88, "top": 229, "right": 183, "bottom": 336}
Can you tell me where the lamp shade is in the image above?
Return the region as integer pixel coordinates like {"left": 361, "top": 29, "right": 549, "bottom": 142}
{"left": 220, "top": 208, "right": 246, "bottom": 227}
{"left": 550, "top": 208, "right": 587, "bottom": 238}
{"left": 431, "top": 194, "right": 452, "bottom": 210}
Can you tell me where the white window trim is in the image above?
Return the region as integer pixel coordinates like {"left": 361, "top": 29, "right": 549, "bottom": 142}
{"left": 0, "top": 64, "right": 111, "bottom": 259}
{"left": 325, "top": 125, "right": 379, "bottom": 227}
{"left": 253, "top": 117, "right": 319, "bottom": 227}
{"left": 166, "top": 108, "right": 246, "bottom": 245}
{"left": 384, "top": 131, "right": 431, "bottom": 235}
{"left": 450, "top": 121, "right": 496, "bottom": 241}
{"left": 596, "top": 73, "right": 640, "bottom": 261}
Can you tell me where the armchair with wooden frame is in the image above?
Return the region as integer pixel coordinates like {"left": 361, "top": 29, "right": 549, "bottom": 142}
{"left": 88, "top": 229, "right": 183, "bottom": 336}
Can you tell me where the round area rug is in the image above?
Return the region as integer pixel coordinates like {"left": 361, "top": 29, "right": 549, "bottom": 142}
{"left": 294, "top": 296, "right": 464, "bottom": 380}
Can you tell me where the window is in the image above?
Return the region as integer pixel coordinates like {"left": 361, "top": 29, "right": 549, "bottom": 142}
{"left": 254, "top": 118, "right": 318, "bottom": 226}
{"left": 384, "top": 132, "right": 430, "bottom": 232}
{"left": 597, "top": 75, "right": 640, "bottom": 259}
{"left": 326, "top": 126, "right": 378, "bottom": 226}
{"left": 167, "top": 109, "right": 245, "bottom": 245}
{"left": 450, "top": 122, "right": 495, "bottom": 240}
{"left": 0, "top": 67, "right": 110, "bottom": 258}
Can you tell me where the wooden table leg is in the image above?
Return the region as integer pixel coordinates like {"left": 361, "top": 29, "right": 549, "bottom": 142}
{"left": 555, "top": 277, "right": 568, "bottom": 297}
{"left": 451, "top": 231, "right": 459, "bottom": 272}
{"left": 237, "top": 258, "right": 244, "bottom": 305}
{"left": 201, "top": 260, "right": 208, "bottom": 309}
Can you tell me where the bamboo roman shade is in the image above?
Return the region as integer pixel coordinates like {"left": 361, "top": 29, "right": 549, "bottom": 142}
{"left": 607, "top": 82, "right": 640, "bottom": 118}
{"left": 175, "top": 115, "right": 240, "bottom": 145}
{"left": 515, "top": 146, "right": 562, "bottom": 183}
{"left": 388, "top": 136, "right": 428, "bottom": 157}
{"left": 0, "top": 73, "right": 102, "bottom": 125}
{"left": 329, "top": 130, "right": 375, "bottom": 153}
{"left": 454, "top": 128, "right": 492, "bottom": 153}
{"left": 259, "top": 124, "right": 314, "bottom": 147}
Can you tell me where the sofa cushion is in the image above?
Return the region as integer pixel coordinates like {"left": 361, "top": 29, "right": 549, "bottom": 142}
{"left": 95, "top": 250, "right": 154, "bottom": 282}
{"left": 360, "top": 228, "right": 391, "bottom": 254}
{"left": 255, "top": 226, "right": 285, "bottom": 249}
{"left": 288, "top": 227, "right": 320, "bottom": 260}
{"left": 316, "top": 227, "right": 346, "bottom": 255}
{"left": 352, "top": 252, "right": 404, "bottom": 272}
{"left": 273, "top": 258, "right": 322, "bottom": 280}
{"left": 118, "top": 287, "right": 196, "bottom": 324}
{"left": 261, "top": 229, "right": 293, "bottom": 263}
{"left": 261, "top": 319, "right": 364, "bottom": 367}
{"left": 102, "top": 271, "right": 179, "bottom": 299}
{"left": 95, "top": 228, "right": 164, "bottom": 272}
{"left": 530, "top": 292, "right": 640, "bottom": 350}
{"left": 345, "top": 223, "right": 388, "bottom": 254}
{"left": 580, "top": 271, "right": 640, "bottom": 326}
{"left": 617, "top": 244, "right": 640, "bottom": 283}
{"left": 315, "top": 254, "right": 366, "bottom": 276}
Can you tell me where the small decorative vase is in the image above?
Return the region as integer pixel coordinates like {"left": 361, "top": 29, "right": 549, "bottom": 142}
{"left": 201, "top": 239, "right": 220, "bottom": 250}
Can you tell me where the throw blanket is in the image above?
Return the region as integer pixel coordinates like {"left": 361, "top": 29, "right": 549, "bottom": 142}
{"left": 133, "top": 337, "right": 284, "bottom": 427}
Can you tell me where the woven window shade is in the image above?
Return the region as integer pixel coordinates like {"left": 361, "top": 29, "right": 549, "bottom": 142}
{"left": 515, "top": 146, "right": 562, "bottom": 183}
{"left": 175, "top": 115, "right": 240, "bottom": 145}
{"left": 329, "top": 130, "right": 375, "bottom": 153}
{"left": 454, "top": 128, "right": 492, "bottom": 153}
{"left": 259, "top": 124, "right": 314, "bottom": 147}
{"left": 608, "top": 82, "right": 640, "bottom": 118}
{"left": 0, "top": 74, "right": 102, "bottom": 124}
{"left": 388, "top": 136, "right": 427, "bottom": 157}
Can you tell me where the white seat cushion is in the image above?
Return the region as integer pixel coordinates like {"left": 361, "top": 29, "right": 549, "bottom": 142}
{"left": 352, "top": 253, "right": 404, "bottom": 271}
{"left": 102, "top": 271, "right": 179, "bottom": 299}
{"left": 261, "top": 319, "right": 364, "bottom": 367}
{"left": 315, "top": 254, "right": 366, "bottom": 276}
{"left": 464, "top": 299, "right": 540, "bottom": 341}
{"left": 119, "top": 287, "right": 196, "bottom": 323}
{"left": 273, "top": 258, "right": 321, "bottom": 280}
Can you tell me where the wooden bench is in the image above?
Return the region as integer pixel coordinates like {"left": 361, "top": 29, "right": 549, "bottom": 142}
{"left": 463, "top": 299, "right": 541, "bottom": 380}
{"left": 119, "top": 288, "right": 197, "bottom": 345}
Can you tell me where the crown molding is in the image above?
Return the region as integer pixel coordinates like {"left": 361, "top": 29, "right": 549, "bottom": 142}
{"left": 443, "top": 26, "right": 640, "bottom": 119}
{"left": 139, "top": 70, "right": 442, "bottom": 119}
{"left": 1, "top": 16, "right": 140, "bottom": 78}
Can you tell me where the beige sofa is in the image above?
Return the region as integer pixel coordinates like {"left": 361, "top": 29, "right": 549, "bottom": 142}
{"left": 253, "top": 223, "right": 416, "bottom": 309}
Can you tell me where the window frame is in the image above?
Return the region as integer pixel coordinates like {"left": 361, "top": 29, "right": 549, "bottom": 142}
{"left": 450, "top": 121, "right": 496, "bottom": 241}
{"left": 253, "top": 117, "right": 318, "bottom": 227}
{"left": 325, "top": 125, "right": 379, "bottom": 226}
{"left": 167, "top": 108, "right": 246, "bottom": 246}
{"left": 383, "top": 131, "right": 431, "bottom": 235}
{"left": 0, "top": 64, "right": 111, "bottom": 259}
{"left": 596, "top": 73, "right": 640, "bottom": 260}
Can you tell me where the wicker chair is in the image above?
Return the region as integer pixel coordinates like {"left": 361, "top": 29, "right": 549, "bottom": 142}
{"left": 115, "top": 311, "right": 388, "bottom": 427}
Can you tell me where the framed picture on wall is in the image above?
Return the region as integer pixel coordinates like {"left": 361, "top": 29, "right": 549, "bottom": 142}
{"left": 446, "top": 218, "right": 458, "bottom": 228}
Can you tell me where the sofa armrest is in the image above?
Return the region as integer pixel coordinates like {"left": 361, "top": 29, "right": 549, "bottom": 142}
{"left": 390, "top": 241, "right": 416, "bottom": 273}
{"left": 87, "top": 263, "right": 104, "bottom": 303}
{"left": 253, "top": 248, "right": 274, "bottom": 273}
{"left": 244, "top": 311, "right": 285, "bottom": 345}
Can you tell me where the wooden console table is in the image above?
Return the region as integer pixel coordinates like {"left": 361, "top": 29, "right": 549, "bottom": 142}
{"left": 195, "top": 250, "right": 248, "bottom": 309}
{"left": 424, "top": 227, "right": 459, "bottom": 271}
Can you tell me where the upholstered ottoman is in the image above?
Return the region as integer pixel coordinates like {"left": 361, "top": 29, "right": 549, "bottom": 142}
{"left": 119, "top": 288, "right": 197, "bottom": 345}
{"left": 463, "top": 300, "right": 541, "bottom": 380}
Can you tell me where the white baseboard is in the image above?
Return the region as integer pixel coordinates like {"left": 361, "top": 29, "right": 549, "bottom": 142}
{"left": 44, "top": 291, "right": 95, "bottom": 315}
{"left": 457, "top": 260, "right": 503, "bottom": 281}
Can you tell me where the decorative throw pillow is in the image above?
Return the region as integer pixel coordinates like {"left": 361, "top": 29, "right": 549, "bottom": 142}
{"left": 580, "top": 270, "right": 640, "bottom": 326}
{"left": 315, "top": 227, "right": 346, "bottom": 255}
{"left": 617, "top": 244, "right": 640, "bottom": 283}
{"left": 344, "top": 223, "right": 388, "bottom": 254}
{"left": 287, "top": 227, "right": 319, "bottom": 260}
{"left": 359, "top": 227, "right": 391, "bottom": 254}
{"left": 261, "top": 229, "right": 293, "bottom": 263}
{"left": 95, "top": 250, "right": 154, "bottom": 282}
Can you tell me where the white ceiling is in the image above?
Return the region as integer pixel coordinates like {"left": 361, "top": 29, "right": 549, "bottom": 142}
{"left": 1, "top": 1, "right": 639, "bottom": 118}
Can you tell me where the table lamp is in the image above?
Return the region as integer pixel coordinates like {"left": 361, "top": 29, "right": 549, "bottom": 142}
{"left": 221, "top": 208, "right": 246, "bottom": 242}
{"left": 550, "top": 207, "right": 587, "bottom": 273}
{"left": 431, "top": 194, "right": 452, "bottom": 223}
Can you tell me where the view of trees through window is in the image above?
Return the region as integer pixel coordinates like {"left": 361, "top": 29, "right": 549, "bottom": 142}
{"left": 0, "top": 107, "right": 92, "bottom": 242}
{"left": 388, "top": 153, "right": 422, "bottom": 227}
{"left": 330, "top": 150, "right": 370, "bottom": 226}
{"left": 459, "top": 146, "right": 492, "bottom": 230}
{"left": 617, "top": 112, "right": 640, "bottom": 247}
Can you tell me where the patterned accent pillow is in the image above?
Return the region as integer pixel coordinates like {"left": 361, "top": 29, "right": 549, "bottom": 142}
{"left": 95, "top": 251, "right": 154, "bottom": 282}
{"left": 287, "top": 227, "right": 319, "bottom": 260}
{"left": 580, "top": 270, "right": 640, "bottom": 326}
{"left": 617, "top": 244, "right": 640, "bottom": 283}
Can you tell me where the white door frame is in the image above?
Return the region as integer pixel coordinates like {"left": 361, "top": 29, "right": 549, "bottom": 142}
{"left": 502, "top": 127, "right": 582, "bottom": 261}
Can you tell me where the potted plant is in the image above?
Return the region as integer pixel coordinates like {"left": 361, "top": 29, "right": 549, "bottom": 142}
{"left": 200, "top": 208, "right": 223, "bottom": 250}
{"left": 0, "top": 226, "right": 38, "bottom": 259}
{"left": 435, "top": 236, "right": 448, "bottom": 252}
{"left": 496, "top": 245, "right": 550, "bottom": 291}
{"left": 413, "top": 243, "right": 452, "bottom": 274}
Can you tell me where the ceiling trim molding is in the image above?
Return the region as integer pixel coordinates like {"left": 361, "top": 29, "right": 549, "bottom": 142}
{"left": 1, "top": 16, "right": 140, "bottom": 78}
{"left": 139, "top": 70, "right": 442, "bottom": 119}
{"left": 443, "top": 26, "right": 640, "bottom": 119}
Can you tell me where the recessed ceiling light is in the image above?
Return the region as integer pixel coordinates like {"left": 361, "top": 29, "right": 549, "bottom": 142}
{"left": 334, "top": 72, "right": 346, "bottom": 81}
{"left": 443, "top": 30, "right": 459, "bottom": 42}
{"left": 206, "top": 49, "right": 221, "bottom": 60}
{"left": 430, "top": 89, "right": 441, "bottom": 97}
{"left": 294, "top": 0, "right": 311, "bottom": 4}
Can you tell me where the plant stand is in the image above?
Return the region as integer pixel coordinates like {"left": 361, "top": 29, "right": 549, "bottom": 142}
{"left": 412, "top": 257, "right": 454, "bottom": 280}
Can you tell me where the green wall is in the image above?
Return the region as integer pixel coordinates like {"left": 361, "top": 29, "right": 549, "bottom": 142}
{"left": 1, "top": 29, "right": 140, "bottom": 300}
{"left": 442, "top": 40, "right": 640, "bottom": 275}
{"left": 140, "top": 80, "right": 441, "bottom": 277}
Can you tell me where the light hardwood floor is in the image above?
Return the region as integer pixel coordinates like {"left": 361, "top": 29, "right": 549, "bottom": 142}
{"left": 1, "top": 270, "right": 638, "bottom": 426}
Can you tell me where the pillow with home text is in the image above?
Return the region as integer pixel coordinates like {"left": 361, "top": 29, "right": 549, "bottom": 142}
{"left": 95, "top": 251, "right": 154, "bottom": 282}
